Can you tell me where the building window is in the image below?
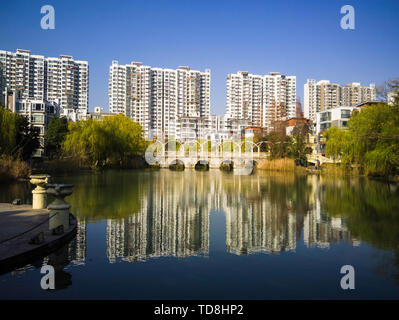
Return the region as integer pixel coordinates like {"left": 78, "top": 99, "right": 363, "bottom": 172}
{"left": 320, "top": 123, "right": 331, "bottom": 131}
{"left": 341, "top": 109, "right": 351, "bottom": 119}
{"left": 320, "top": 112, "right": 331, "bottom": 122}
{"left": 16, "top": 102, "right": 24, "bottom": 111}
{"left": 32, "top": 114, "right": 44, "bottom": 123}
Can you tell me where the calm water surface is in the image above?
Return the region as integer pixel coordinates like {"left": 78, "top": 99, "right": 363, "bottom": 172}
{"left": 1, "top": 170, "right": 399, "bottom": 299}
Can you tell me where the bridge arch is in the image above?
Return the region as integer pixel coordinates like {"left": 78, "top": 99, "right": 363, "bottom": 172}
{"left": 145, "top": 140, "right": 165, "bottom": 165}
{"left": 195, "top": 160, "right": 209, "bottom": 171}
{"left": 220, "top": 159, "right": 234, "bottom": 171}
{"left": 169, "top": 159, "right": 185, "bottom": 171}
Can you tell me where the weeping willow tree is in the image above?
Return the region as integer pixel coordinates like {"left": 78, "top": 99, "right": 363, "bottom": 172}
{"left": 325, "top": 103, "right": 399, "bottom": 176}
{"left": 63, "top": 114, "right": 147, "bottom": 168}
{"left": 0, "top": 106, "right": 18, "bottom": 155}
{"left": 0, "top": 106, "right": 40, "bottom": 160}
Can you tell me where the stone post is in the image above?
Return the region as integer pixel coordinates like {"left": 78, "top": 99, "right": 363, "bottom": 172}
{"left": 29, "top": 174, "right": 51, "bottom": 209}
{"left": 46, "top": 184, "right": 73, "bottom": 232}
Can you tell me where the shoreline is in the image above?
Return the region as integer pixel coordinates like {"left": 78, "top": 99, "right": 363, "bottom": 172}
{"left": 1, "top": 160, "right": 398, "bottom": 184}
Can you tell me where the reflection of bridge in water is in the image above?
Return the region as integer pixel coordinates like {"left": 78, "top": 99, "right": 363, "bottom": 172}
{"left": 9, "top": 173, "right": 360, "bottom": 271}
{"left": 10, "top": 173, "right": 357, "bottom": 267}
{"left": 103, "top": 173, "right": 359, "bottom": 262}
{"left": 146, "top": 140, "right": 271, "bottom": 169}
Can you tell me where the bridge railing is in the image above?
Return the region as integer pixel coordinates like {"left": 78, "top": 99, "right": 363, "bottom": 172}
{"left": 145, "top": 139, "right": 271, "bottom": 166}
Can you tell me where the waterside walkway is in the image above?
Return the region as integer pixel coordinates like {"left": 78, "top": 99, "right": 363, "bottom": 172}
{"left": 0, "top": 203, "right": 76, "bottom": 274}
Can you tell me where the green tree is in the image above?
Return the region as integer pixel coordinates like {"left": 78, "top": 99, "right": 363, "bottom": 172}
{"left": 15, "top": 115, "right": 40, "bottom": 161}
{"left": 63, "top": 114, "right": 147, "bottom": 167}
{"left": 264, "top": 131, "right": 292, "bottom": 159}
{"left": 0, "top": 106, "right": 17, "bottom": 155}
{"left": 290, "top": 126, "right": 312, "bottom": 163}
{"left": 324, "top": 126, "right": 352, "bottom": 162}
{"left": 45, "top": 117, "right": 68, "bottom": 158}
{"left": 0, "top": 106, "right": 40, "bottom": 160}
{"left": 325, "top": 103, "right": 399, "bottom": 176}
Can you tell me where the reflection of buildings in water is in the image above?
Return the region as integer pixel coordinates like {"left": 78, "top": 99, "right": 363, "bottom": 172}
{"left": 106, "top": 210, "right": 209, "bottom": 263}
{"left": 106, "top": 173, "right": 210, "bottom": 262}
{"left": 105, "top": 172, "right": 361, "bottom": 262}
{"left": 68, "top": 219, "right": 87, "bottom": 265}
{"left": 304, "top": 194, "right": 357, "bottom": 249}
{"left": 225, "top": 199, "right": 296, "bottom": 255}
{"left": 225, "top": 174, "right": 360, "bottom": 255}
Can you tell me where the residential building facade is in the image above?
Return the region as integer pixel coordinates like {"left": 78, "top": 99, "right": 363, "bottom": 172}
{"left": 388, "top": 90, "right": 398, "bottom": 105}
{"left": 315, "top": 106, "right": 356, "bottom": 136}
{"left": 108, "top": 61, "right": 211, "bottom": 140}
{"left": 226, "top": 71, "right": 296, "bottom": 132}
{"left": 304, "top": 79, "right": 375, "bottom": 121}
{"left": 4, "top": 89, "right": 59, "bottom": 157}
{"left": 0, "top": 49, "right": 89, "bottom": 120}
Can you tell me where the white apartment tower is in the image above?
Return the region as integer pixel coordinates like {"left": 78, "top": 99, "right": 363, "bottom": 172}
{"left": 226, "top": 71, "right": 263, "bottom": 127}
{"left": 226, "top": 71, "right": 296, "bottom": 132}
{"left": 304, "top": 79, "right": 375, "bottom": 121}
{"left": 263, "top": 72, "right": 296, "bottom": 130}
{"left": 46, "top": 55, "right": 89, "bottom": 119}
{"left": 108, "top": 61, "right": 210, "bottom": 140}
{"left": 0, "top": 49, "right": 89, "bottom": 118}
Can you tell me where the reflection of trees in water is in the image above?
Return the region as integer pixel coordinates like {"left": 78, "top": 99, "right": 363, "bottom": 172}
{"left": 321, "top": 179, "right": 399, "bottom": 250}
{"left": 65, "top": 171, "right": 148, "bottom": 220}
{"left": 320, "top": 178, "right": 399, "bottom": 284}
{"left": 101, "top": 171, "right": 368, "bottom": 260}
{"left": 5, "top": 170, "right": 398, "bottom": 285}
{"left": 7, "top": 170, "right": 397, "bottom": 284}
{"left": 373, "top": 250, "right": 399, "bottom": 286}
{"left": 303, "top": 175, "right": 357, "bottom": 249}
{"left": 0, "top": 181, "right": 32, "bottom": 204}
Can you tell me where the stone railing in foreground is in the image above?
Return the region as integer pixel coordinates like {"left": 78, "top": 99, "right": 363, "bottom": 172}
{"left": 30, "top": 174, "right": 75, "bottom": 232}
{"left": 0, "top": 176, "right": 77, "bottom": 271}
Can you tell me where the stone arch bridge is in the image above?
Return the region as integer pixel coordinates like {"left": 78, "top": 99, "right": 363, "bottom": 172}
{"left": 145, "top": 140, "right": 333, "bottom": 169}
{"left": 145, "top": 140, "right": 271, "bottom": 169}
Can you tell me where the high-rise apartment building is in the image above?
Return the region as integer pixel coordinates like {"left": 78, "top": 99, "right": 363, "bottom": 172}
{"left": 264, "top": 72, "right": 297, "bottom": 130}
{"left": 0, "top": 49, "right": 89, "bottom": 119}
{"left": 108, "top": 61, "right": 210, "bottom": 140}
{"left": 304, "top": 79, "right": 375, "bottom": 121}
{"left": 226, "top": 71, "right": 263, "bottom": 127}
{"left": 226, "top": 71, "right": 296, "bottom": 132}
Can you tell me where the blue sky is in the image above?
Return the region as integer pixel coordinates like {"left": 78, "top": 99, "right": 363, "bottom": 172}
{"left": 1, "top": 0, "right": 398, "bottom": 114}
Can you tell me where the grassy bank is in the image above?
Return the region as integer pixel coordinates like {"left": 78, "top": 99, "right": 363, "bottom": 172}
{"left": 0, "top": 156, "right": 31, "bottom": 183}
{"left": 0, "top": 155, "right": 149, "bottom": 182}
{"left": 320, "top": 163, "right": 362, "bottom": 176}
{"left": 32, "top": 156, "right": 148, "bottom": 175}
{"left": 257, "top": 158, "right": 307, "bottom": 173}
{"left": 320, "top": 163, "right": 399, "bottom": 182}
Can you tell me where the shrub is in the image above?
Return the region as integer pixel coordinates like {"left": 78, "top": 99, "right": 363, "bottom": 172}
{"left": 0, "top": 156, "right": 30, "bottom": 183}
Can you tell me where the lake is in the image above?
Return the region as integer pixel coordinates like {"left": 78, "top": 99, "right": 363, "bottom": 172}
{"left": 1, "top": 169, "right": 399, "bottom": 299}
